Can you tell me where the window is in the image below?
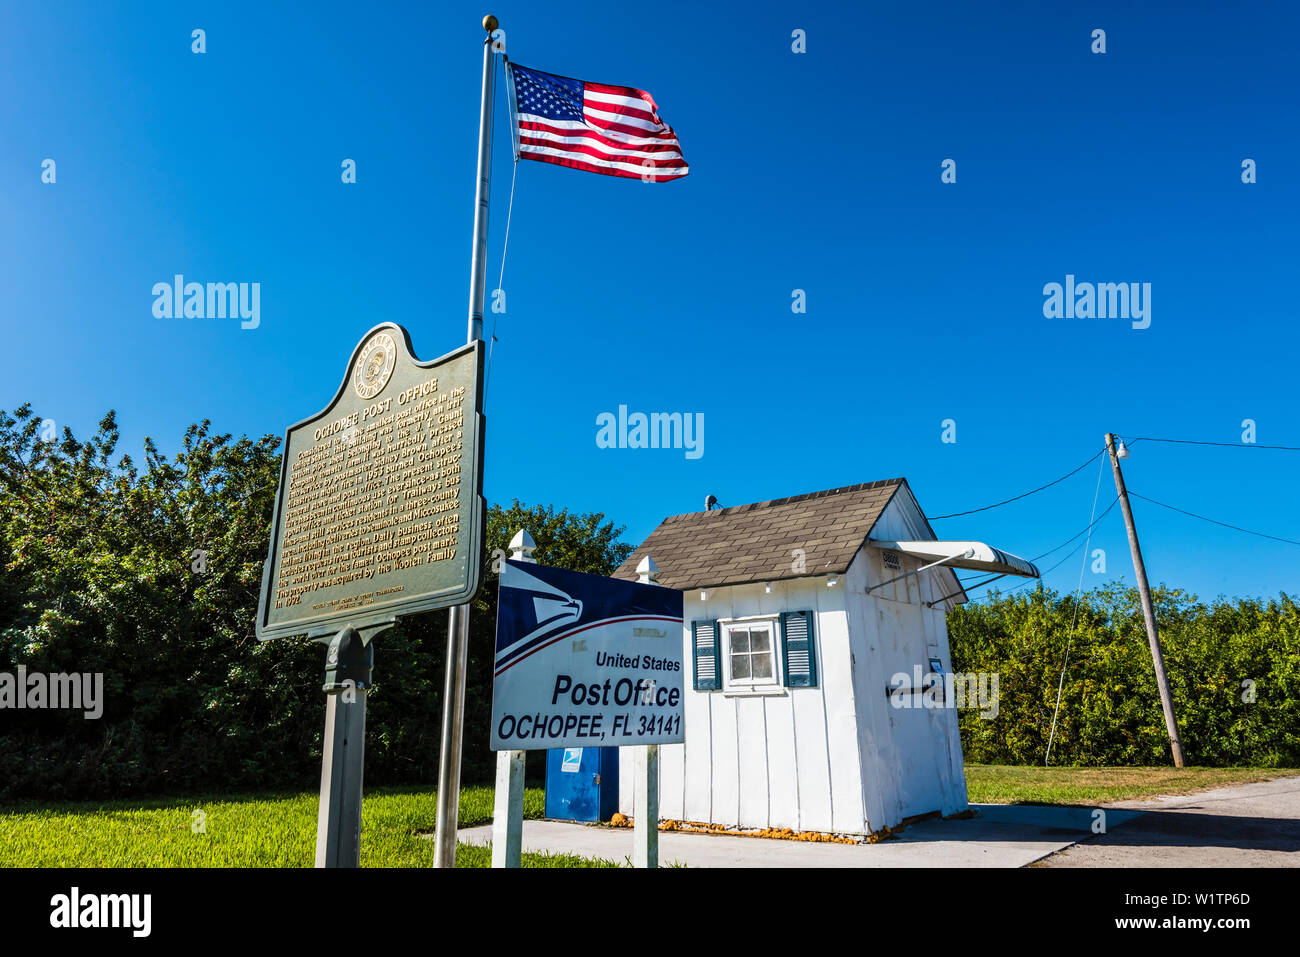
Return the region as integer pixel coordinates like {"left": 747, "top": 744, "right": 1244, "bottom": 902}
{"left": 691, "top": 610, "right": 818, "bottom": 692}
{"left": 724, "top": 619, "right": 779, "bottom": 690}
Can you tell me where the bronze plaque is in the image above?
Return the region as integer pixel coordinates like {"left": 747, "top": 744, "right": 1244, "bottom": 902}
{"left": 256, "top": 323, "right": 485, "bottom": 641}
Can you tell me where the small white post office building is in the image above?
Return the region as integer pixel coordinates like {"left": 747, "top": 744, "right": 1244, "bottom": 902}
{"left": 610, "top": 478, "right": 1039, "bottom": 837}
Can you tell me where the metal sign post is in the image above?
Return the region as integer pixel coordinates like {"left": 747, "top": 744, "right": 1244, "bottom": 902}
{"left": 491, "top": 531, "right": 533, "bottom": 868}
{"left": 634, "top": 558, "right": 661, "bottom": 868}
{"left": 633, "top": 746, "right": 660, "bottom": 868}
{"left": 432, "top": 12, "right": 498, "bottom": 870}
{"left": 314, "top": 627, "right": 374, "bottom": 868}
{"left": 433, "top": 603, "right": 472, "bottom": 868}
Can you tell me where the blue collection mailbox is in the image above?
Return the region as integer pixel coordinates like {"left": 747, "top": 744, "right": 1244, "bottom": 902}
{"left": 544, "top": 746, "right": 619, "bottom": 822}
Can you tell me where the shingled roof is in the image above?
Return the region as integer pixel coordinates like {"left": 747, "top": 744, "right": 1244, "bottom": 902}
{"left": 611, "top": 479, "right": 914, "bottom": 591}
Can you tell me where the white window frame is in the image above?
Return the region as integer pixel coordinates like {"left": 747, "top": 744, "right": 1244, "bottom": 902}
{"left": 720, "top": 615, "right": 784, "bottom": 695}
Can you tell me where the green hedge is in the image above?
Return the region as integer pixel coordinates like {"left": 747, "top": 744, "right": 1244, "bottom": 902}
{"left": 948, "top": 585, "right": 1300, "bottom": 767}
{"left": 0, "top": 405, "right": 630, "bottom": 800}
{"left": 5, "top": 402, "right": 1295, "bottom": 799}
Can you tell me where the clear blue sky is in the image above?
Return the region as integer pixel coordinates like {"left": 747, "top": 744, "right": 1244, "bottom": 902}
{"left": 4, "top": 1, "right": 1297, "bottom": 602}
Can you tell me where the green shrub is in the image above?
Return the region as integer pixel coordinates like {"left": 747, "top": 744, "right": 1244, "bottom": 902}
{"left": 0, "top": 405, "right": 631, "bottom": 799}
{"left": 948, "top": 585, "right": 1300, "bottom": 767}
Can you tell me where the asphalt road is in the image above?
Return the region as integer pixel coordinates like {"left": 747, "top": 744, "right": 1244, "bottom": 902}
{"left": 1036, "top": 777, "right": 1300, "bottom": 867}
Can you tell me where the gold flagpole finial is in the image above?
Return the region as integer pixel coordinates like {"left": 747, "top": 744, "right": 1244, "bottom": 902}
{"left": 483, "top": 14, "right": 498, "bottom": 32}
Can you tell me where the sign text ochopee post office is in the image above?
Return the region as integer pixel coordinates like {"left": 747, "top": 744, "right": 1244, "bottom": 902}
{"left": 256, "top": 323, "right": 486, "bottom": 642}
{"left": 490, "top": 560, "right": 685, "bottom": 750}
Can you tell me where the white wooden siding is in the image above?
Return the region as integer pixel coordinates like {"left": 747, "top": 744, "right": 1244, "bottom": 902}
{"left": 848, "top": 487, "right": 970, "bottom": 826}
{"left": 618, "top": 483, "right": 968, "bottom": 835}
{"left": 619, "top": 577, "right": 863, "bottom": 834}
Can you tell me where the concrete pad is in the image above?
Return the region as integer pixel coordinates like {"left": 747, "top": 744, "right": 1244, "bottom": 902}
{"left": 458, "top": 802, "right": 1144, "bottom": 867}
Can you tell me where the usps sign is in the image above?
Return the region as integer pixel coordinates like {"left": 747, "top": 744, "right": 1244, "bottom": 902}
{"left": 490, "top": 560, "right": 685, "bottom": 750}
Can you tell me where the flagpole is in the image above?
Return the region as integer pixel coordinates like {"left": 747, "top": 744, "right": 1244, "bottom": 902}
{"left": 466, "top": 13, "right": 497, "bottom": 343}
{"left": 433, "top": 12, "right": 497, "bottom": 870}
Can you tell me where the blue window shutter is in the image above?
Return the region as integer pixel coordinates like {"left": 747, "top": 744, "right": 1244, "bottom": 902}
{"left": 781, "top": 610, "right": 818, "bottom": 688}
{"left": 691, "top": 620, "right": 720, "bottom": 691}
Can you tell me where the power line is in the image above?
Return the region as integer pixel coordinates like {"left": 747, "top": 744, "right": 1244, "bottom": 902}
{"left": 1046, "top": 451, "right": 1107, "bottom": 765}
{"left": 965, "top": 530, "right": 1100, "bottom": 600}
{"left": 936, "top": 433, "right": 1296, "bottom": 522}
{"left": 935, "top": 431, "right": 1296, "bottom": 601}
{"left": 1128, "top": 490, "right": 1300, "bottom": 547}
{"left": 1128, "top": 436, "right": 1300, "bottom": 452}
{"left": 953, "top": 496, "right": 1119, "bottom": 600}
{"left": 957, "top": 493, "right": 1117, "bottom": 579}
{"left": 1026, "top": 496, "right": 1120, "bottom": 564}
{"left": 961, "top": 539, "right": 1090, "bottom": 604}
{"left": 963, "top": 529, "right": 1110, "bottom": 604}
{"left": 930, "top": 449, "right": 1104, "bottom": 520}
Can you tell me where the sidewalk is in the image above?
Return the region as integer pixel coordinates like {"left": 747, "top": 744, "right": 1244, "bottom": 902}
{"left": 458, "top": 803, "right": 1146, "bottom": 868}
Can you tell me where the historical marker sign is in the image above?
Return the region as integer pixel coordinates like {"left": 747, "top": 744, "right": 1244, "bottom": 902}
{"left": 490, "top": 561, "right": 685, "bottom": 750}
{"left": 256, "top": 323, "right": 485, "bottom": 641}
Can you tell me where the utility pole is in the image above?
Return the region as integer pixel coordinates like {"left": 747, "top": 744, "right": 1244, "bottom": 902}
{"left": 1105, "top": 433, "right": 1186, "bottom": 767}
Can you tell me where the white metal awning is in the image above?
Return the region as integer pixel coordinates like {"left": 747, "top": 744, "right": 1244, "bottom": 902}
{"left": 870, "top": 540, "right": 1040, "bottom": 578}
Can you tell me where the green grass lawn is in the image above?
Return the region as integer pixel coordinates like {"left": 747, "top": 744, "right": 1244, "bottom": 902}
{"left": 965, "top": 764, "right": 1300, "bottom": 806}
{"left": 0, "top": 785, "right": 619, "bottom": 868}
{"left": 5, "top": 766, "right": 1297, "bottom": 866}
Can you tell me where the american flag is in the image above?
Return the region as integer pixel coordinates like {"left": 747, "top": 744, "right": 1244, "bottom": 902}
{"left": 506, "top": 62, "right": 688, "bottom": 182}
